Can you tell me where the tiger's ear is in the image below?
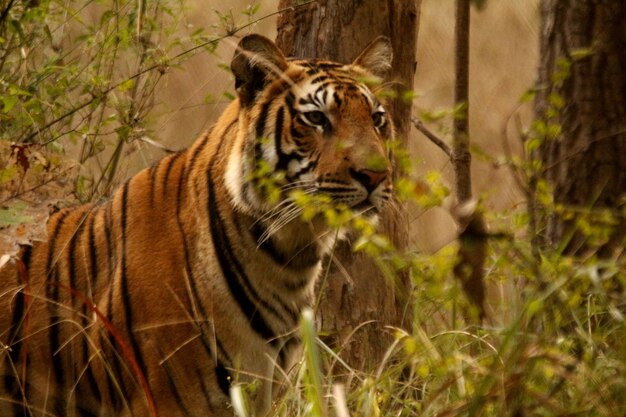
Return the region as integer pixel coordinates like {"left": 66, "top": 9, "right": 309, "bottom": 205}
{"left": 352, "top": 36, "right": 393, "bottom": 79}
{"left": 231, "top": 34, "right": 288, "bottom": 106}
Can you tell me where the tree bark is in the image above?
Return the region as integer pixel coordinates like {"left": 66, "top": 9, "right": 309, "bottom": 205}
{"left": 276, "top": 0, "right": 420, "bottom": 369}
{"left": 453, "top": 0, "right": 472, "bottom": 203}
{"left": 536, "top": 0, "right": 626, "bottom": 257}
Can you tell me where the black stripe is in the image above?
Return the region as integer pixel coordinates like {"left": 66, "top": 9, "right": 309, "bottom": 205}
{"left": 286, "top": 158, "right": 317, "bottom": 182}
{"left": 249, "top": 222, "right": 319, "bottom": 288}
{"left": 118, "top": 181, "right": 150, "bottom": 386}
{"left": 67, "top": 209, "right": 90, "bottom": 299}
{"left": 278, "top": 334, "right": 302, "bottom": 369}
{"left": 285, "top": 92, "right": 296, "bottom": 117}
{"left": 309, "top": 74, "right": 330, "bottom": 86}
{"left": 50, "top": 266, "right": 65, "bottom": 414}
{"left": 20, "top": 244, "right": 32, "bottom": 270}
{"left": 313, "top": 61, "right": 342, "bottom": 70}
{"left": 174, "top": 165, "right": 226, "bottom": 368}
{"left": 196, "top": 368, "right": 216, "bottom": 412}
{"left": 230, "top": 219, "right": 301, "bottom": 321}
{"left": 87, "top": 209, "right": 99, "bottom": 287}
{"left": 103, "top": 339, "right": 125, "bottom": 411}
{"left": 81, "top": 347, "right": 102, "bottom": 406}
{"left": 5, "top": 254, "right": 27, "bottom": 415}
{"left": 207, "top": 173, "right": 277, "bottom": 343}
{"left": 187, "top": 128, "right": 214, "bottom": 179}
{"left": 82, "top": 211, "right": 102, "bottom": 404}
{"left": 250, "top": 223, "right": 288, "bottom": 266}
{"left": 214, "top": 361, "right": 231, "bottom": 397}
{"left": 68, "top": 207, "right": 100, "bottom": 400}
{"left": 249, "top": 222, "right": 317, "bottom": 273}
{"left": 74, "top": 407, "right": 99, "bottom": 417}
{"left": 172, "top": 172, "right": 235, "bottom": 402}
{"left": 317, "top": 186, "right": 355, "bottom": 193}
{"left": 274, "top": 107, "right": 290, "bottom": 173}
{"left": 148, "top": 164, "right": 158, "bottom": 205}
{"left": 312, "top": 84, "right": 327, "bottom": 106}
{"left": 255, "top": 101, "right": 271, "bottom": 140}
{"left": 252, "top": 100, "right": 272, "bottom": 185}
{"left": 162, "top": 151, "right": 184, "bottom": 198}
{"left": 101, "top": 332, "right": 124, "bottom": 410}
{"left": 46, "top": 210, "right": 71, "bottom": 275}
{"left": 290, "top": 124, "right": 306, "bottom": 139}
{"left": 156, "top": 345, "right": 193, "bottom": 417}
{"left": 99, "top": 198, "right": 124, "bottom": 410}
{"left": 226, "top": 198, "right": 297, "bottom": 326}
{"left": 333, "top": 91, "right": 342, "bottom": 107}
{"left": 104, "top": 203, "right": 114, "bottom": 278}
{"left": 45, "top": 210, "right": 71, "bottom": 412}
{"left": 185, "top": 134, "right": 211, "bottom": 191}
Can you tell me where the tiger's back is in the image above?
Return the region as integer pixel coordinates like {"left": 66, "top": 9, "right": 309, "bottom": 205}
{"left": 0, "top": 34, "right": 394, "bottom": 416}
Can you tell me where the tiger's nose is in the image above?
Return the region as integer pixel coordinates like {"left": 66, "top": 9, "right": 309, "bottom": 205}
{"left": 349, "top": 168, "right": 389, "bottom": 192}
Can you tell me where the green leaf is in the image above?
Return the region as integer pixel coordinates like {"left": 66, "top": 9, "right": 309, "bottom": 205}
{"left": 2, "top": 96, "right": 18, "bottom": 113}
{"left": 0, "top": 166, "right": 19, "bottom": 184}
{"left": 548, "top": 92, "right": 565, "bottom": 110}
{"left": 570, "top": 47, "right": 594, "bottom": 61}
{"left": 9, "top": 19, "right": 25, "bottom": 40}
{"left": 525, "top": 137, "right": 542, "bottom": 153}
{"left": 547, "top": 123, "right": 562, "bottom": 140}
{"left": 117, "top": 79, "right": 135, "bottom": 92}
{"left": 0, "top": 206, "right": 33, "bottom": 227}
{"left": 519, "top": 89, "right": 537, "bottom": 103}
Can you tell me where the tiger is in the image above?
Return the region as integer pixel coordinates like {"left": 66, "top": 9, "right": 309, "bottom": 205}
{"left": 0, "top": 33, "right": 394, "bottom": 417}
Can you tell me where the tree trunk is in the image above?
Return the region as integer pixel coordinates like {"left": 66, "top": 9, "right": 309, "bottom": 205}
{"left": 536, "top": 0, "right": 626, "bottom": 257}
{"left": 276, "top": 0, "right": 420, "bottom": 369}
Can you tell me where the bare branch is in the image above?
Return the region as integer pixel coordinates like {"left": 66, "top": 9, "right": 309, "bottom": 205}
{"left": 411, "top": 117, "right": 452, "bottom": 158}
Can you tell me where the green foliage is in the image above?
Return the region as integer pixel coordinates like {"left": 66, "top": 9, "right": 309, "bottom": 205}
{"left": 267, "top": 175, "right": 626, "bottom": 416}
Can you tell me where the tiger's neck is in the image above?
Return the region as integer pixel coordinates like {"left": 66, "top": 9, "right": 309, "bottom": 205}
{"left": 246, "top": 214, "right": 338, "bottom": 270}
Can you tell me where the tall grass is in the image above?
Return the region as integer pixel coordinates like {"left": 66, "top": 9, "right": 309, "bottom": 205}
{"left": 258, "top": 223, "right": 626, "bottom": 416}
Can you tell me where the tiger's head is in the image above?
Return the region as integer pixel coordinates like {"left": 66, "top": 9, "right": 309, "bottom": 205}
{"left": 225, "top": 34, "right": 394, "bottom": 228}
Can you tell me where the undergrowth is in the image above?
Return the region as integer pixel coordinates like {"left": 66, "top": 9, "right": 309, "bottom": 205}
{"left": 246, "top": 138, "right": 625, "bottom": 417}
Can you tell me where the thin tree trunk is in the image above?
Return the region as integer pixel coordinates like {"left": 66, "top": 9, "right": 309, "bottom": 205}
{"left": 536, "top": 0, "right": 626, "bottom": 257}
{"left": 451, "top": 0, "right": 486, "bottom": 319}
{"left": 453, "top": 0, "right": 472, "bottom": 202}
{"left": 276, "top": 0, "right": 420, "bottom": 369}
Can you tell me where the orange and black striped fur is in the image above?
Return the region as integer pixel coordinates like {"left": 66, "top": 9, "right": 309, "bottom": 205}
{"left": 0, "top": 34, "right": 394, "bottom": 416}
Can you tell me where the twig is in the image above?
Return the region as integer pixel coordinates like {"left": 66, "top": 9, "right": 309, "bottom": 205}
{"left": 411, "top": 117, "right": 452, "bottom": 158}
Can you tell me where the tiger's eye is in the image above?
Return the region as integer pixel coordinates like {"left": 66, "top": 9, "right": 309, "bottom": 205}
{"left": 303, "top": 111, "right": 327, "bottom": 126}
{"left": 372, "top": 112, "right": 386, "bottom": 128}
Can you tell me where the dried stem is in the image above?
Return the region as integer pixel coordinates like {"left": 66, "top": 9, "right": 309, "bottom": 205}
{"left": 411, "top": 117, "right": 452, "bottom": 158}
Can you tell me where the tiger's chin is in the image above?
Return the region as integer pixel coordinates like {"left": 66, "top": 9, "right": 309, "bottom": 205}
{"left": 351, "top": 200, "right": 383, "bottom": 217}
